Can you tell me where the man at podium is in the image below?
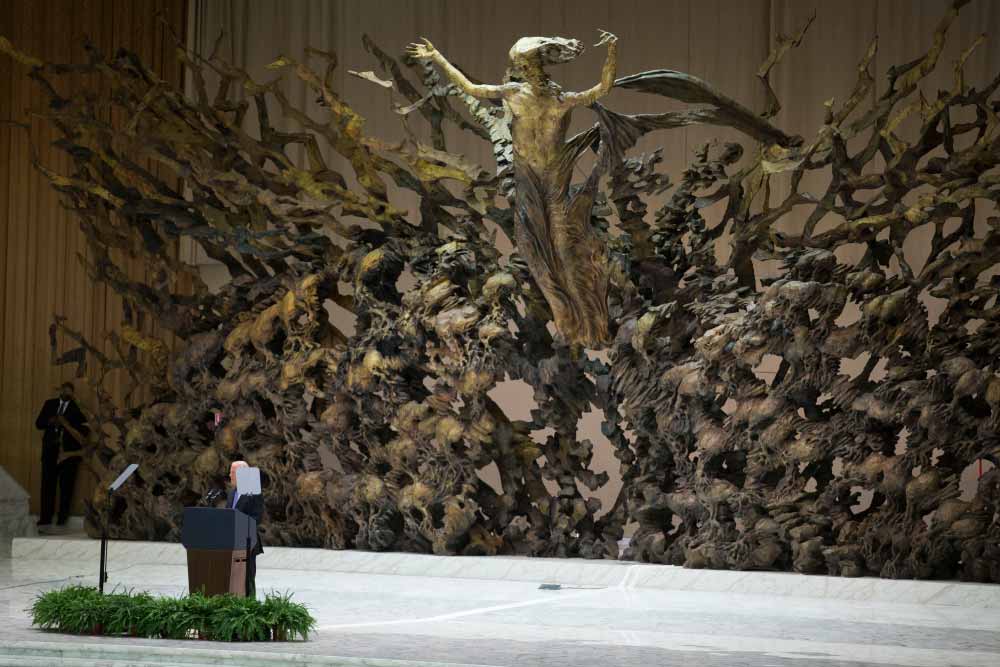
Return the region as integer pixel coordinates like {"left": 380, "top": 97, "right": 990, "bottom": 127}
{"left": 226, "top": 461, "right": 264, "bottom": 596}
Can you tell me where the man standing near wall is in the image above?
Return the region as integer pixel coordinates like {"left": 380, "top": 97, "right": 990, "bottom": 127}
{"left": 34, "top": 382, "right": 89, "bottom": 532}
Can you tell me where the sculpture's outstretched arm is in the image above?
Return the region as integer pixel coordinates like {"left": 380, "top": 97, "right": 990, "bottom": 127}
{"left": 565, "top": 30, "right": 617, "bottom": 107}
{"left": 407, "top": 38, "right": 510, "bottom": 100}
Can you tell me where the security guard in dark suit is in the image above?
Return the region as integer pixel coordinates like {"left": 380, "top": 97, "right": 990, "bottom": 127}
{"left": 34, "top": 382, "right": 90, "bottom": 528}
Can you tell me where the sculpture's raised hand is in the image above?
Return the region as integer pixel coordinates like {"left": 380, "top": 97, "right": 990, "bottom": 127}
{"left": 408, "top": 36, "right": 508, "bottom": 99}
{"left": 406, "top": 38, "right": 437, "bottom": 60}
{"left": 595, "top": 29, "right": 617, "bottom": 48}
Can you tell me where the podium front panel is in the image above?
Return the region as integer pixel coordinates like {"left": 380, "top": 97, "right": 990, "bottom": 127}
{"left": 187, "top": 548, "right": 247, "bottom": 597}
{"left": 181, "top": 507, "right": 256, "bottom": 550}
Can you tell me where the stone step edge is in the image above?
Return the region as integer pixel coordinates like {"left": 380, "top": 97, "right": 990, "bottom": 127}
{"left": 0, "top": 640, "right": 490, "bottom": 667}
{"left": 0, "top": 657, "right": 223, "bottom": 667}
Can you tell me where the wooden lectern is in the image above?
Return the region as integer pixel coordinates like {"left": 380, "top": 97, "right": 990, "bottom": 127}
{"left": 180, "top": 507, "right": 257, "bottom": 597}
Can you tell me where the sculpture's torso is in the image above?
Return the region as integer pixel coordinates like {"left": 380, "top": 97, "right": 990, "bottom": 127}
{"left": 505, "top": 84, "right": 574, "bottom": 181}
{"left": 502, "top": 81, "right": 611, "bottom": 348}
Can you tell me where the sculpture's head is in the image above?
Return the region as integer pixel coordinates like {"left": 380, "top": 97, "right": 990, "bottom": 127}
{"left": 508, "top": 36, "right": 583, "bottom": 78}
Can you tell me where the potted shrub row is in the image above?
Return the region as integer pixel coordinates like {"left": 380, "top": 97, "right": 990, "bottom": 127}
{"left": 30, "top": 586, "right": 317, "bottom": 641}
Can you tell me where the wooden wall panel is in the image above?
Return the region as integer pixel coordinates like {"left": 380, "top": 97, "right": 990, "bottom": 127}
{"left": 0, "top": 0, "right": 187, "bottom": 515}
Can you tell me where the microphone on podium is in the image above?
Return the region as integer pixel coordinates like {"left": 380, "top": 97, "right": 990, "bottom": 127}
{"left": 204, "top": 488, "right": 225, "bottom": 505}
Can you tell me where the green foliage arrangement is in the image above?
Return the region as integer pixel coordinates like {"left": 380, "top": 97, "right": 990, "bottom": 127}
{"left": 29, "top": 586, "right": 316, "bottom": 641}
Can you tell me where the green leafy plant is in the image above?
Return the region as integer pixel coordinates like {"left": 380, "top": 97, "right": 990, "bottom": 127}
{"left": 133, "top": 594, "right": 169, "bottom": 638}
{"left": 211, "top": 595, "right": 270, "bottom": 642}
{"left": 263, "top": 591, "right": 317, "bottom": 640}
{"left": 183, "top": 592, "right": 218, "bottom": 640}
{"left": 102, "top": 590, "right": 153, "bottom": 636}
{"left": 30, "top": 585, "right": 108, "bottom": 634}
{"left": 157, "top": 595, "right": 199, "bottom": 640}
{"left": 29, "top": 586, "right": 74, "bottom": 630}
{"left": 28, "top": 587, "right": 315, "bottom": 641}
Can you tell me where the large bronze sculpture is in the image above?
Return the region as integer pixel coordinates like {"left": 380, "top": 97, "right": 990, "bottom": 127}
{"left": 2, "top": 0, "right": 999, "bottom": 580}
{"left": 410, "top": 32, "right": 620, "bottom": 347}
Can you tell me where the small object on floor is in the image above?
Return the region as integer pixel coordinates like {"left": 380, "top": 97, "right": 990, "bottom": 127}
{"left": 538, "top": 582, "right": 606, "bottom": 591}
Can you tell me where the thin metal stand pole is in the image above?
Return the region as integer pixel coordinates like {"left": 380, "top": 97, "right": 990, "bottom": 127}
{"left": 99, "top": 490, "right": 110, "bottom": 594}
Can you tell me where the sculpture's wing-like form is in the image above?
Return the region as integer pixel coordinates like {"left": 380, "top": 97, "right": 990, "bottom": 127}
{"left": 566, "top": 69, "right": 800, "bottom": 186}
{"left": 611, "top": 69, "right": 801, "bottom": 148}
{"left": 537, "top": 69, "right": 801, "bottom": 346}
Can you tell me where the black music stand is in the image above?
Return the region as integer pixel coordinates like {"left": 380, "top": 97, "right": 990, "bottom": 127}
{"left": 99, "top": 463, "right": 138, "bottom": 594}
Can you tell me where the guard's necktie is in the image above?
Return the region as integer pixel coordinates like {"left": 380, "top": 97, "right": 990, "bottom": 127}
{"left": 56, "top": 401, "right": 67, "bottom": 435}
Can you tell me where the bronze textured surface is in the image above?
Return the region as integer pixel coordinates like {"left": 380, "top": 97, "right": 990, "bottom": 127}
{"left": 2, "top": 0, "right": 999, "bottom": 580}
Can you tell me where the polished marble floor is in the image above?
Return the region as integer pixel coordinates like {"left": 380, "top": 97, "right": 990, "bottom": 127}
{"left": 2, "top": 541, "right": 999, "bottom": 666}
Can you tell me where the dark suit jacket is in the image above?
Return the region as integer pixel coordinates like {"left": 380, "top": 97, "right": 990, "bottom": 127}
{"left": 35, "top": 398, "right": 90, "bottom": 452}
{"left": 226, "top": 489, "right": 264, "bottom": 555}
